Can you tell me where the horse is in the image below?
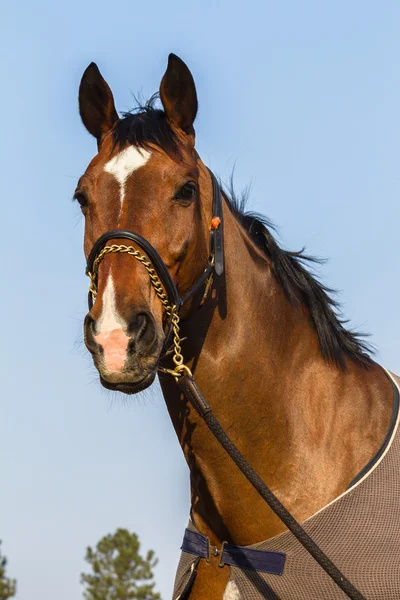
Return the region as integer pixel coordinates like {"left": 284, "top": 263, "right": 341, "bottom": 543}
{"left": 75, "top": 54, "right": 399, "bottom": 599}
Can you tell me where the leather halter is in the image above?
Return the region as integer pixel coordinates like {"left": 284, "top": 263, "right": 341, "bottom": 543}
{"left": 85, "top": 168, "right": 224, "bottom": 312}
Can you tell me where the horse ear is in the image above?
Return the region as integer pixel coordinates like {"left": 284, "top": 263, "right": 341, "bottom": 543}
{"left": 79, "top": 63, "right": 119, "bottom": 141}
{"left": 160, "top": 54, "right": 198, "bottom": 133}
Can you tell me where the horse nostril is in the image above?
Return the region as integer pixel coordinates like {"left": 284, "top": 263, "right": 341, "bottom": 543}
{"left": 128, "top": 312, "right": 157, "bottom": 353}
{"left": 84, "top": 314, "right": 98, "bottom": 352}
{"left": 127, "top": 312, "right": 145, "bottom": 339}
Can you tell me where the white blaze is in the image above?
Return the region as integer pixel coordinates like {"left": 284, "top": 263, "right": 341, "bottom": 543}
{"left": 99, "top": 146, "right": 151, "bottom": 371}
{"left": 94, "top": 274, "right": 129, "bottom": 373}
{"left": 97, "top": 274, "right": 124, "bottom": 332}
{"left": 104, "top": 146, "right": 151, "bottom": 217}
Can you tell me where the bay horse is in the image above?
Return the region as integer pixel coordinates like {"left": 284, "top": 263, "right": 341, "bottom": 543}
{"left": 75, "top": 54, "right": 399, "bottom": 599}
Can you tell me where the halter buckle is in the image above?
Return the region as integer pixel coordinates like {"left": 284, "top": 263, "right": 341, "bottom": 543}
{"left": 207, "top": 539, "right": 227, "bottom": 567}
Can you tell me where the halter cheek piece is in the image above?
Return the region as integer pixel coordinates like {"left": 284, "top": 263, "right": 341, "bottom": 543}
{"left": 85, "top": 169, "right": 224, "bottom": 379}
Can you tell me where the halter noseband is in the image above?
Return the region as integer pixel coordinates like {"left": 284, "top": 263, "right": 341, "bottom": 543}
{"left": 85, "top": 169, "right": 224, "bottom": 379}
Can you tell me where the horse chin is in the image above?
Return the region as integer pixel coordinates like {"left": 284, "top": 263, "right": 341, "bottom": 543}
{"left": 99, "top": 369, "right": 157, "bottom": 395}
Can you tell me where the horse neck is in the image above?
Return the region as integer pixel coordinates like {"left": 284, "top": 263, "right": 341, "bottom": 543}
{"left": 160, "top": 198, "right": 393, "bottom": 546}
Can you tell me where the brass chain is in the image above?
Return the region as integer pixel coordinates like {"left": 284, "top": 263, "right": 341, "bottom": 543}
{"left": 86, "top": 244, "right": 191, "bottom": 380}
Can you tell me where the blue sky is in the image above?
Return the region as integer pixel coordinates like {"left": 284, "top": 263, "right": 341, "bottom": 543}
{"left": 1, "top": 1, "right": 399, "bottom": 598}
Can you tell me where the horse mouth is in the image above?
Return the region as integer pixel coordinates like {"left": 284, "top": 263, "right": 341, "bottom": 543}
{"left": 99, "top": 369, "right": 157, "bottom": 395}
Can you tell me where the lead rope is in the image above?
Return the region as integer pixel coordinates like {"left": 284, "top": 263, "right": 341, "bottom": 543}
{"left": 87, "top": 247, "right": 367, "bottom": 600}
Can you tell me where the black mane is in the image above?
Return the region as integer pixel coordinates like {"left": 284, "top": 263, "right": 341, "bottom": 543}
{"left": 223, "top": 179, "right": 372, "bottom": 369}
{"left": 114, "top": 100, "right": 372, "bottom": 369}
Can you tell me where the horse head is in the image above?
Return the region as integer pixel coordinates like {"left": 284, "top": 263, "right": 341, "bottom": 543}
{"left": 76, "top": 55, "right": 215, "bottom": 394}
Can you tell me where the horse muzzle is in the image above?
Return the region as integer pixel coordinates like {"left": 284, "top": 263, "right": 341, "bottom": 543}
{"left": 84, "top": 309, "right": 162, "bottom": 393}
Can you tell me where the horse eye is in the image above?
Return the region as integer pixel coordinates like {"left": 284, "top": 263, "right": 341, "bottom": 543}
{"left": 74, "top": 192, "right": 88, "bottom": 209}
{"left": 175, "top": 182, "right": 197, "bottom": 202}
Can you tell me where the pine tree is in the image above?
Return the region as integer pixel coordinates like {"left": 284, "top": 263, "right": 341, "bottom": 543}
{"left": 81, "top": 528, "right": 161, "bottom": 600}
{"left": 0, "top": 541, "right": 16, "bottom": 600}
